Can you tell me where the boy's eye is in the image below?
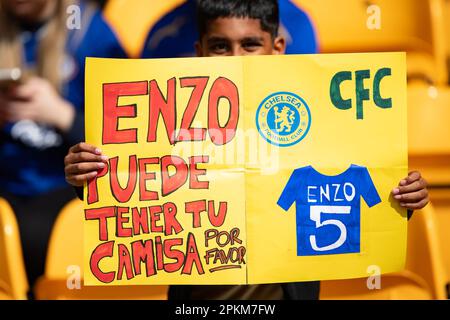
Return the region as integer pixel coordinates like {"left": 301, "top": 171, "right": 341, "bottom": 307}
{"left": 242, "top": 40, "right": 263, "bottom": 51}
{"left": 209, "top": 42, "right": 229, "bottom": 54}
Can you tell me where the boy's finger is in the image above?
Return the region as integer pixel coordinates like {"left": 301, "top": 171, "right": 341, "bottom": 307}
{"left": 65, "top": 162, "right": 105, "bottom": 175}
{"left": 406, "top": 171, "right": 421, "bottom": 183}
{"left": 397, "top": 172, "right": 421, "bottom": 187}
{"left": 74, "top": 151, "right": 107, "bottom": 163}
{"left": 400, "top": 198, "right": 429, "bottom": 210}
{"left": 64, "top": 151, "right": 107, "bottom": 165}
{"left": 69, "top": 142, "right": 102, "bottom": 155}
{"left": 393, "top": 189, "right": 428, "bottom": 202}
{"left": 66, "top": 171, "right": 98, "bottom": 186}
{"left": 393, "top": 179, "right": 427, "bottom": 195}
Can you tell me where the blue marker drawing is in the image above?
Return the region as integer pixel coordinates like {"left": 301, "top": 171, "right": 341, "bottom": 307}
{"left": 277, "top": 164, "right": 381, "bottom": 256}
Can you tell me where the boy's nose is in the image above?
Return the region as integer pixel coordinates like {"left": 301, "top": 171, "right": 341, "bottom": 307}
{"left": 230, "top": 45, "right": 246, "bottom": 56}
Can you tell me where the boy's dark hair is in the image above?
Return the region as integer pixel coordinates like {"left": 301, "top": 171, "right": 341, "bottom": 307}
{"left": 196, "top": 0, "right": 280, "bottom": 38}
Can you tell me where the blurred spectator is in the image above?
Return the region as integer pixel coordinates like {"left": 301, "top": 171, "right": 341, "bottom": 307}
{"left": 142, "top": 0, "right": 318, "bottom": 58}
{"left": 0, "top": 0, "right": 126, "bottom": 294}
{"left": 91, "top": 0, "right": 107, "bottom": 9}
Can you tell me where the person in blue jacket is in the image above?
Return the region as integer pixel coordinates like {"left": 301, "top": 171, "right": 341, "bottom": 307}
{"left": 141, "top": 0, "right": 318, "bottom": 58}
{"left": 0, "top": 0, "right": 126, "bottom": 293}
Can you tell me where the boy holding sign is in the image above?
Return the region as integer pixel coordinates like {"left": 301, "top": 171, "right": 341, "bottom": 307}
{"left": 64, "top": 0, "right": 429, "bottom": 299}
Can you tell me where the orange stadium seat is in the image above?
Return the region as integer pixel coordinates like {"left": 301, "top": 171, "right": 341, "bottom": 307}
{"left": 405, "top": 204, "right": 448, "bottom": 299}
{"left": 429, "top": 189, "right": 450, "bottom": 292}
{"left": 320, "top": 273, "right": 432, "bottom": 300}
{"left": 407, "top": 83, "right": 450, "bottom": 185}
{"left": 320, "top": 204, "right": 448, "bottom": 300}
{"left": 0, "top": 292, "right": 12, "bottom": 300}
{"left": 405, "top": 29, "right": 450, "bottom": 299}
{"left": 0, "top": 279, "right": 13, "bottom": 300}
{"left": 407, "top": 77, "right": 450, "bottom": 262}
{"left": 408, "top": 83, "right": 450, "bottom": 155}
{"left": 34, "top": 199, "right": 168, "bottom": 300}
{"left": 0, "top": 198, "right": 29, "bottom": 300}
{"left": 295, "top": 0, "right": 449, "bottom": 85}
{"left": 446, "top": 0, "right": 450, "bottom": 61}
{"left": 103, "top": 0, "right": 184, "bottom": 57}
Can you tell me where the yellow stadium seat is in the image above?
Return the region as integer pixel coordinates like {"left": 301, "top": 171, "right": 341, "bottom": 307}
{"left": 320, "top": 273, "right": 432, "bottom": 300}
{"left": 321, "top": 204, "right": 448, "bottom": 300}
{"left": 0, "top": 293, "right": 12, "bottom": 300}
{"left": 0, "top": 279, "right": 13, "bottom": 300}
{"left": 295, "top": 0, "right": 448, "bottom": 85}
{"left": 407, "top": 79, "right": 450, "bottom": 299}
{"left": 34, "top": 199, "right": 168, "bottom": 300}
{"left": 103, "top": 0, "right": 184, "bottom": 57}
{"left": 446, "top": 0, "right": 450, "bottom": 60}
{"left": 407, "top": 83, "right": 450, "bottom": 185}
{"left": 0, "top": 198, "right": 29, "bottom": 300}
{"left": 405, "top": 204, "right": 448, "bottom": 299}
{"left": 427, "top": 188, "right": 450, "bottom": 296}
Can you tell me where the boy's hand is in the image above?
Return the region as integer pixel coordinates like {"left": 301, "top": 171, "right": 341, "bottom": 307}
{"left": 392, "top": 171, "right": 429, "bottom": 210}
{"left": 64, "top": 142, "right": 108, "bottom": 187}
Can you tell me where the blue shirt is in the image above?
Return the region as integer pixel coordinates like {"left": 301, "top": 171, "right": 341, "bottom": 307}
{"left": 0, "top": 2, "right": 127, "bottom": 196}
{"left": 141, "top": 0, "right": 318, "bottom": 58}
{"left": 277, "top": 165, "right": 381, "bottom": 256}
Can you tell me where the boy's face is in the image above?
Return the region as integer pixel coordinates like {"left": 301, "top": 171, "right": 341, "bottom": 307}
{"left": 196, "top": 17, "right": 286, "bottom": 57}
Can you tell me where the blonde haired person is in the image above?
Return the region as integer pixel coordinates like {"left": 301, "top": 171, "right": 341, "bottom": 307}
{"left": 0, "top": 0, "right": 126, "bottom": 296}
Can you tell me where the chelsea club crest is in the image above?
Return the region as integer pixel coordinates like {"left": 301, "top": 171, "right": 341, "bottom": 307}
{"left": 256, "top": 92, "right": 312, "bottom": 147}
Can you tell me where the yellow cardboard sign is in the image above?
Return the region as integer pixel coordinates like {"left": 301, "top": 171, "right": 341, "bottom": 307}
{"left": 84, "top": 53, "right": 407, "bottom": 286}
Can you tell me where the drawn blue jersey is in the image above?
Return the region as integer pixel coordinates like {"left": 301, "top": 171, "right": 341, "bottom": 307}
{"left": 277, "top": 164, "right": 381, "bottom": 256}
